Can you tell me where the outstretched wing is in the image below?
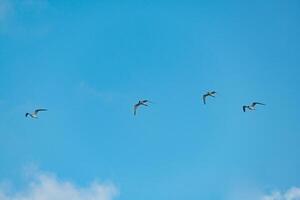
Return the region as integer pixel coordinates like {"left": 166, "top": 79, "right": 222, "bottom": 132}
{"left": 252, "top": 102, "right": 265, "bottom": 106}
{"left": 243, "top": 106, "right": 247, "bottom": 112}
{"left": 203, "top": 94, "right": 207, "bottom": 104}
{"left": 134, "top": 104, "right": 138, "bottom": 116}
{"left": 34, "top": 109, "right": 48, "bottom": 115}
{"left": 140, "top": 99, "right": 151, "bottom": 106}
{"left": 25, "top": 113, "right": 30, "bottom": 117}
{"left": 134, "top": 100, "right": 150, "bottom": 115}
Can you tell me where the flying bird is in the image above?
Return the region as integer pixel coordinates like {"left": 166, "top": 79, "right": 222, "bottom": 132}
{"left": 25, "top": 108, "right": 48, "bottom": 119}
{"left": 134, "top": 100, "right": 151, "bottom": 116}
{"left": 203, "top": 91, "right": 217, "bottom": 104}
{"left": 243, "top": 102, "right": 265, "bottom": 112}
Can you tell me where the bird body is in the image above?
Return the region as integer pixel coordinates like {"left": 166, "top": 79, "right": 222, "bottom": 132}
{"left": 243, "top": 102, "right": 265, "bottom": 112}
{"left": 25, "top": 113, "right": 38, "bottom": 118}
{"left": 25, "top": 109, "right": 47, "bottom": 119}
{"left": 203, "top": 91, "right": 217, "bottom": 104}
{"left": 134, "top": 100, "right": 151, "bottom": 115}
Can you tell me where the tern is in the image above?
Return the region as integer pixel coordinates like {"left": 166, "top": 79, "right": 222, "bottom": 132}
{"left": 134, "top": 100, "right": 151, "bottom": 116}
{"left": 243, "top": 102, "right": 265, "bottom": 112}
{"left": 203, "top": 91, "right": 217, "bottom": 104}
{"left": 25, "top": 108, "right": 48, "bottom": 118}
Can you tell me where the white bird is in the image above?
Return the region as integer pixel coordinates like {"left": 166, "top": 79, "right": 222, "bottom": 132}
{"left": 203, "top": 91, "right": 217, "bottom": 104}
{"left": 243, "top": 102, "right": 265, "bottom": 112}
{"left": 134, "top": 100, "right": 151, "bottom": 116}
{"left": 25, "top": 109, "right": 48, "bottom": 118}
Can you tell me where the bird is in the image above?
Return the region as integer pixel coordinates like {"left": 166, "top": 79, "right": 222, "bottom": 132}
{"left": 25, "top": 108, "right": 48, "bottom": 118}
{"left": 134, "top": 100, "right": 151, "bottom": 116}
{"left": 203, "top": 91, "right": 217, "bottom": 104}
{"left": 243, "top": 102, "right": 265, "bottom": 112}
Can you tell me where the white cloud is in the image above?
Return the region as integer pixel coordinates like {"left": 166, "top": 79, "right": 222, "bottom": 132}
{"left": 0, "top": 169, "right": 119, "bottom": 200}
{"left": 261, "top": 187, "right": 300, "bottom": 200}
{"left": 227, "top": 183, "right": 263, "bottom": 200}
{"left": 228, "top": 183, "right": 300, "bottom": 200}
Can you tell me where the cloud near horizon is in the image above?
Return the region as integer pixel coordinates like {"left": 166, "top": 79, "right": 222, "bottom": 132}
{"left": 261, "top": 187, "right": 300, "bottom": 200}
{"left": 0, "top": 170, "right": 119, "bottom": 200}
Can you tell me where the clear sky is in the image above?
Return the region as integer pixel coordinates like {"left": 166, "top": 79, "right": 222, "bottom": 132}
{"left": 1, "top": 0, "right": 300, "bottom": 200}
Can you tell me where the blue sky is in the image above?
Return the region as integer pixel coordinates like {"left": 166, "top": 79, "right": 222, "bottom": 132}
{"left": 1, "top": 0, "right": 300, "bottom": 199}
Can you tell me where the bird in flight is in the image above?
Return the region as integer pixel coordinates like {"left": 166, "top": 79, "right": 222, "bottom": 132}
{"left": 134, "top": 100, "right": 151, "bottom": 116}
{"left": 243, "top": 102, "right": 265, "bottom": 112}
{"left": 203, "top": 91, "right": 217, "bottom": 104}
{"left": 25, "top": 108, "right": 48, "bottom": 119}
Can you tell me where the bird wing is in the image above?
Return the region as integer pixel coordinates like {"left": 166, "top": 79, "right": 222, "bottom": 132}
{"left": 211, "top": 91, "right": 217, "bottom": 95}
{"left": 243, "top": 106, "right": 247, "bottom": 112}
{"left": 25, "top": 113, "right": 29, "bottom": 117}
{"left": 252, "top": 102, "right": 265, "bottom": 106}
{"left": 203, "top": 94, "right": 207, "bottom": 104}
{"left": 134, "top": 104, "right": 139, "bottom": 115}
{"left": 34, "top": 109, "right": 47, "bottom": 114}
{"left": 134, "top": 100, "right": 149, "bottom": 115}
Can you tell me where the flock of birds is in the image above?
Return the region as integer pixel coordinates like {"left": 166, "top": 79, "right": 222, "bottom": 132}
{"left": 25, "top": 90, "right": 265, "bottom": 119}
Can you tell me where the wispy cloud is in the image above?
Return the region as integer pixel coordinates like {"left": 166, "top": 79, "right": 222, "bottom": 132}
{"left": 0, "top": 0, "right": 48, "bottom": 21}
{"left": 0, "top": 0, "right": 51, "bottom": 34}
{"left": 261, "top": 187, "right": 300, "bottom": 200}
{"left": 228, "top": 183, "right": 300, "bottom": 200}
{"left": 79, "top": 81, "right": 124, "bottom": 103}
{"left": 20, "top": 0, "right": 49, "bottom": 11}
{"left": 0, "top": 168, "right": 119, "bottom": 200}
{"left": 0, "top": 0, "right": 12, "bottom": 23}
